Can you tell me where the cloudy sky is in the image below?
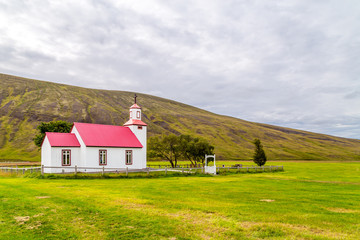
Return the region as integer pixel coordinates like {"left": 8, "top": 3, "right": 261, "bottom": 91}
{"left": 1, "top": 0, "right": 359, "bottom": 139}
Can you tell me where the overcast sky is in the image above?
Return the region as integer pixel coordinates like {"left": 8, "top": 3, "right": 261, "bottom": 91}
{"left": 1, "top": 0, "right": 359, "bottom": 139}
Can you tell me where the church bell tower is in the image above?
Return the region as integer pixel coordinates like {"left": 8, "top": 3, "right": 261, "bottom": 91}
{"left": 124, "top": 94, "right": 147, "bottom": 168}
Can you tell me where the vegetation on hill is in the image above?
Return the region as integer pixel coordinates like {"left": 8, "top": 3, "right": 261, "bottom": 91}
{"left": 1, "top": 73, "right": 360, "bottom": 161}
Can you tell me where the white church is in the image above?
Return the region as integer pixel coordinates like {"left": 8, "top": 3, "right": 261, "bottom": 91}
{"left": 41, "top": 95, "right": 147, "bottom": 173}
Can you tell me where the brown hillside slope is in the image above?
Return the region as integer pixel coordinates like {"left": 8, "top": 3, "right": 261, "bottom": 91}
{"left": 0, "top": 73, "right": 359, "bottom": 161}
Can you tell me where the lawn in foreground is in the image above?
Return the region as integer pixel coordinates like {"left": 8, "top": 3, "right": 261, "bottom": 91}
{"left": 0, "top": 161, "right": 359, "bottom": 239}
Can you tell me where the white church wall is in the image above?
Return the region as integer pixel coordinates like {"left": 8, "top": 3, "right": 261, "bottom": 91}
{"left": 126, "top": 125, "right": 147, "bottom": 169}
{"left": 79, "top": 147, "right": 144, "bottom": 172}
{"left": 44, "top": 147, "right": 80, "bottom": 173}
{"left": 41, "top": 136, "right": 52, "bottom": 168}
{"left": 71, "top": 126, "right": 87, "bottom": 167}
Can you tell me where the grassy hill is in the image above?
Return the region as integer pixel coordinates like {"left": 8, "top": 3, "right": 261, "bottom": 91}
{"left": 0, "top": 73, "right": 359, "bottom": 161}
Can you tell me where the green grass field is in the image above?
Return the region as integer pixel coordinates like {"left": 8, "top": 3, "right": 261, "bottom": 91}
{"left": 0, "top": 161, "right": 359, "bottom": 239}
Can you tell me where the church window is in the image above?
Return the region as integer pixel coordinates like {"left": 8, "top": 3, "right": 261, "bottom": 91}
{"left": 126, "top": 150, "right": 132, "bottom": 165}
{"left": 99, "top": 150, "right": 107, "bottom": 165}
{"left": 62, "top": 150, "right": 71, "bottom": 166}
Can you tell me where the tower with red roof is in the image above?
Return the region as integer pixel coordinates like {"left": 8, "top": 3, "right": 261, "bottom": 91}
{"left": 123, "top": 94, "right": 147, "bottom": 169}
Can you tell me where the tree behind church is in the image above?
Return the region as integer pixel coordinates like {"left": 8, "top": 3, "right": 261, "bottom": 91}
{"left": 148, "top": 134, "right": 214, "bottom": 168}
{"left": 253, "top": 138, "right": 267, "bottom": 166}
{"left": 148, "top": 134, "right": 182, "bottom": 168}
{"left": 34, "top": 121, "right": 73, "bottom": 147}
{"left": 179, "top": 135, "right": 214, "bottom": 167}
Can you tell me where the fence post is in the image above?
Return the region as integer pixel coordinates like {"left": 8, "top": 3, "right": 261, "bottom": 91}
{"left": 147, "top": 168, "right": 150, "bottom": 175}
{"left": 75, "top": 165, "right": 78, "bottom": 176}
{"left": 41, "top": 165, "right": 44, "bottom": 176}
{"left": 165, "top": 167, "right": 167, "bottom": 176}
{"left": 182, "top": 167, "right": 184, "bottom": 174}
{"left": 23, "top": 168, "right": 25, "bottom": 174}
{"left": 126, "top": 167, "right": 128, "bottom": 177}
{"left": 102, "top": 166, "right": 105, "bottom": 176}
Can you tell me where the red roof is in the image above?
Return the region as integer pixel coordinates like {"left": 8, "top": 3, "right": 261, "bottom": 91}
{"left": 123, "top": 119, "right": 147, "bottom": 126}
{"left": 45, "top": 132, "right": 81, "bottom": 147}
{"left": 73, "top": 122, "right": 143, "bottom": 148}
{"left": 130, "top": 103, "right": 141, "bottom": 109}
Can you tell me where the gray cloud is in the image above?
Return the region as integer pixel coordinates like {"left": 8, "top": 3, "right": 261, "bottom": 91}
{"left": 0, "top": 0, "right": 359, "bottom": 139}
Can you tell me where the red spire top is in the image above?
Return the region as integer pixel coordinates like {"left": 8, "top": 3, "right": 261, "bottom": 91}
{"left": 130, "top": 103, "right": 141, "bottom": 109}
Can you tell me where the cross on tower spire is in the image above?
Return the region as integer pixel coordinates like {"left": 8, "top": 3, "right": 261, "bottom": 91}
{"left": 134, "top": 93, "right": 137, "bottom": 104}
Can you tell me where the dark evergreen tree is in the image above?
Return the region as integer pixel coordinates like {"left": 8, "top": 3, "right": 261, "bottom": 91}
{"left": 253, "top": 138, "right": 267, "bottom": 166}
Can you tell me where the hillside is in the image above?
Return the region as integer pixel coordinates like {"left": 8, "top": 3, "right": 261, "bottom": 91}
{"left": 0, "top": 73, "right": 360, "bottom": 161}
